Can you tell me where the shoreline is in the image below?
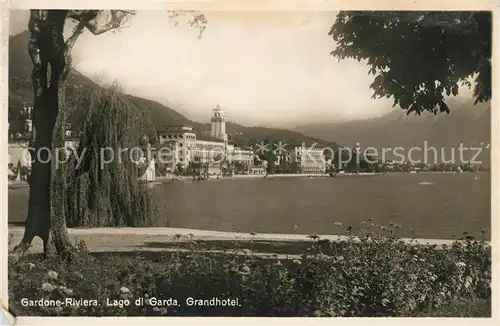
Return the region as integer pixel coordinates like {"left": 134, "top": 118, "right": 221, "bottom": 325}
{"left": 158, "top": 172, "right": 385, "bottom": 182}
{"left": 7, "top": 181, "right": 29, "bottom": 189}
{"left": 149, "top": 171, "right": 484, "bottom": 182}
{"left": 8, "top": 171, "right": 485, "bottom": 188}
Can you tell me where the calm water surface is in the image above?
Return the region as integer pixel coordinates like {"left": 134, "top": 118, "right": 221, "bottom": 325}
{"left": 8, "top": 173, "right": 490, "bottom": 240}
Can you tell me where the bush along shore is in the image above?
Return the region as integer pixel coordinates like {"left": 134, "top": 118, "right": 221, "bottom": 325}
{"left": 8, "top": 222, "right": 491, "bottom": 317}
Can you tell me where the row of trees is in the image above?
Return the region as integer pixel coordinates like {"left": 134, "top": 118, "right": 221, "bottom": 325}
{"left": 175, "top": 159, "right": 209, "bottom": 178}
{"left": 174, "top": 158, "right": 253, "bottom": 178}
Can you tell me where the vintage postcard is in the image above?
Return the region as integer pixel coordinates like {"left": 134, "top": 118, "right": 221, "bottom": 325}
{"left": 1, "top": 1, "right": 498, "bottom": 325}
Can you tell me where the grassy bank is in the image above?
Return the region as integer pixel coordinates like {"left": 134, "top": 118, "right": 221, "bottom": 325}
{"left": 8, "top": 223, "right": 491, "bottom": 317}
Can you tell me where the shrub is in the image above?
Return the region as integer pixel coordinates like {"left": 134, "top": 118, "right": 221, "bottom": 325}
{"left": 8, "top": 223, "right": 491, "bottom": 317}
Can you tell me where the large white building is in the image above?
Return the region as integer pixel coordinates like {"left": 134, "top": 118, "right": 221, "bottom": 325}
{"left": 290, "top": 145, "right": 327, "bottom": 173}
{"left": 8, "top": 103, "right": 78, "bottom": 170}
{"left": 157, "top": 106, "right": 254, "bottom": 173}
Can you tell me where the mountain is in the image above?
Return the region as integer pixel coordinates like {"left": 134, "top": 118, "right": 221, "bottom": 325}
{"left": 8, "top": 31, "right": 338, "bottom": 149}
{"left": 9, "top": 32, "right": 190, "bottom": 129}
{"left": 295, "top": 99, "right": 491, "bottom": 166}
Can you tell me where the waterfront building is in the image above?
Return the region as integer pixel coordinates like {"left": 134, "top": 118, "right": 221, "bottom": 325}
{"left": 230, "top": 148, "right": 254, "bottom": 168}
{"left": 8, "top": 142, "right": 32, "bottom": 170}
{"left": 8, "top": 104, "right": 36, "bottom": 170}
{"left": 191, "top": 140, "right": 232, "bottom": 163}
{"left": 290, "top": 145, "right": 326, "bottom": 173}
{"left": 157, "top": 106, "right": 254, "bottom": 173}
{"left": 158, "top": 125, "right": 197, "bottom": 145}
{"left": 250, "top": 166, "right": 266, "bottom": 175}
{"left": 157, "top": 125, "right": 197, "bottom": 169}
{"left": 158, "top": 139, "right": 181, "bottom": 171}
{"left": 8, "top": 122, "right": 79, "bottom": 170}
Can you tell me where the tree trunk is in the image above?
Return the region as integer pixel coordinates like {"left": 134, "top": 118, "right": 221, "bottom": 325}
{"left": 17, "top": 84, "right": 59, "bottom": 255}
{"left": 14, "top": 11, "right": 78, "bottom": 259}
{"left": 50, "top": 56, "right": 74, "bottom": 258}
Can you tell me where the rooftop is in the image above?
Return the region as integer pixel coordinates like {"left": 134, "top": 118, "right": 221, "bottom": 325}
{"left": 157, "top": 125, "right": 194, "bottom": 132}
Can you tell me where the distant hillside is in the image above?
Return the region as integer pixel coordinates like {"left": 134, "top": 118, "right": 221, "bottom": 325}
{"left": 9, "top": 31, "right": 337, "bottom": 149}
{"left": 9, "top": 32, "right": 190, "bottom": 131}
{"left": 295, "top": 99, "right": 491, "bottom": 166}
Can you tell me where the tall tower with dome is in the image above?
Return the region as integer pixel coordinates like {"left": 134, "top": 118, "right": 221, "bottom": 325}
{"left": 210, "top": 105, "right": 228, "bottom": 155}
{"left": 211, "top": 105, "right": 227, "bottom": 140}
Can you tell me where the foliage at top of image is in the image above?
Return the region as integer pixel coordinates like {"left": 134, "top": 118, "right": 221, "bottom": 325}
{"left": 330, "top": 11, "right": 491, "bottom": 115}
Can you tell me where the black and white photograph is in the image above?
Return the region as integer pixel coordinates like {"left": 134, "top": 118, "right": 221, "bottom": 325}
{"left": 2, "top": 4, "right": 496, "bottom": 322}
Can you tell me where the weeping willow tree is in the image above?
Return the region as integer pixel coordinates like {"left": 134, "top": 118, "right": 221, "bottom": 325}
{"left": 65, "top": 85, "right": 159, "bottom": 228}
{"left": 13, "top": 9, "right": 207, "bottom": 259}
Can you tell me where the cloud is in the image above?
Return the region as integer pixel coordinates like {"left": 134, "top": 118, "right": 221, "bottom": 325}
{"left": 10, "top": 10, "right": 474, "bottom": 127}
{"left": 69, "top": 10, "right": 396, "bottom": 126}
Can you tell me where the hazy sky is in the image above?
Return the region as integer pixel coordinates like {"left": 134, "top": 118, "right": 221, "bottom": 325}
{"left": 9, "top": 10, "right": 470, "bottom": 127}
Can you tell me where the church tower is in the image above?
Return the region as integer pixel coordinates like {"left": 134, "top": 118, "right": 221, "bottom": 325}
{"left": 210, "top": 105, "right": 227, "bottom": 140}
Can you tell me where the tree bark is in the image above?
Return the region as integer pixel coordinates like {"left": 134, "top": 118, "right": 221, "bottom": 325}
{"left": 14, "top": 10, "right": 83, "bottom": 259}
{"left": 50, "top": 21, "right": 88, "bottom": 259}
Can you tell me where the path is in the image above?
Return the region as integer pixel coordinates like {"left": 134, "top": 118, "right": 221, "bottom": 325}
{"left": 8, "top": 226, "right": 487, "bottom": 259}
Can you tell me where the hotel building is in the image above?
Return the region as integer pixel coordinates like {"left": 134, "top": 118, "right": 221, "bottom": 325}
{"left": 157, "top": 106, "right": 254, "bottom": 172}
{"left": 290, "top": 146, "right": 327, "bottom": 173}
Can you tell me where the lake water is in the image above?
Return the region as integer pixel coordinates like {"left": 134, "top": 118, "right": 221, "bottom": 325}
{"left": 8, "top": 173, "right": 490, "bottom": 240}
